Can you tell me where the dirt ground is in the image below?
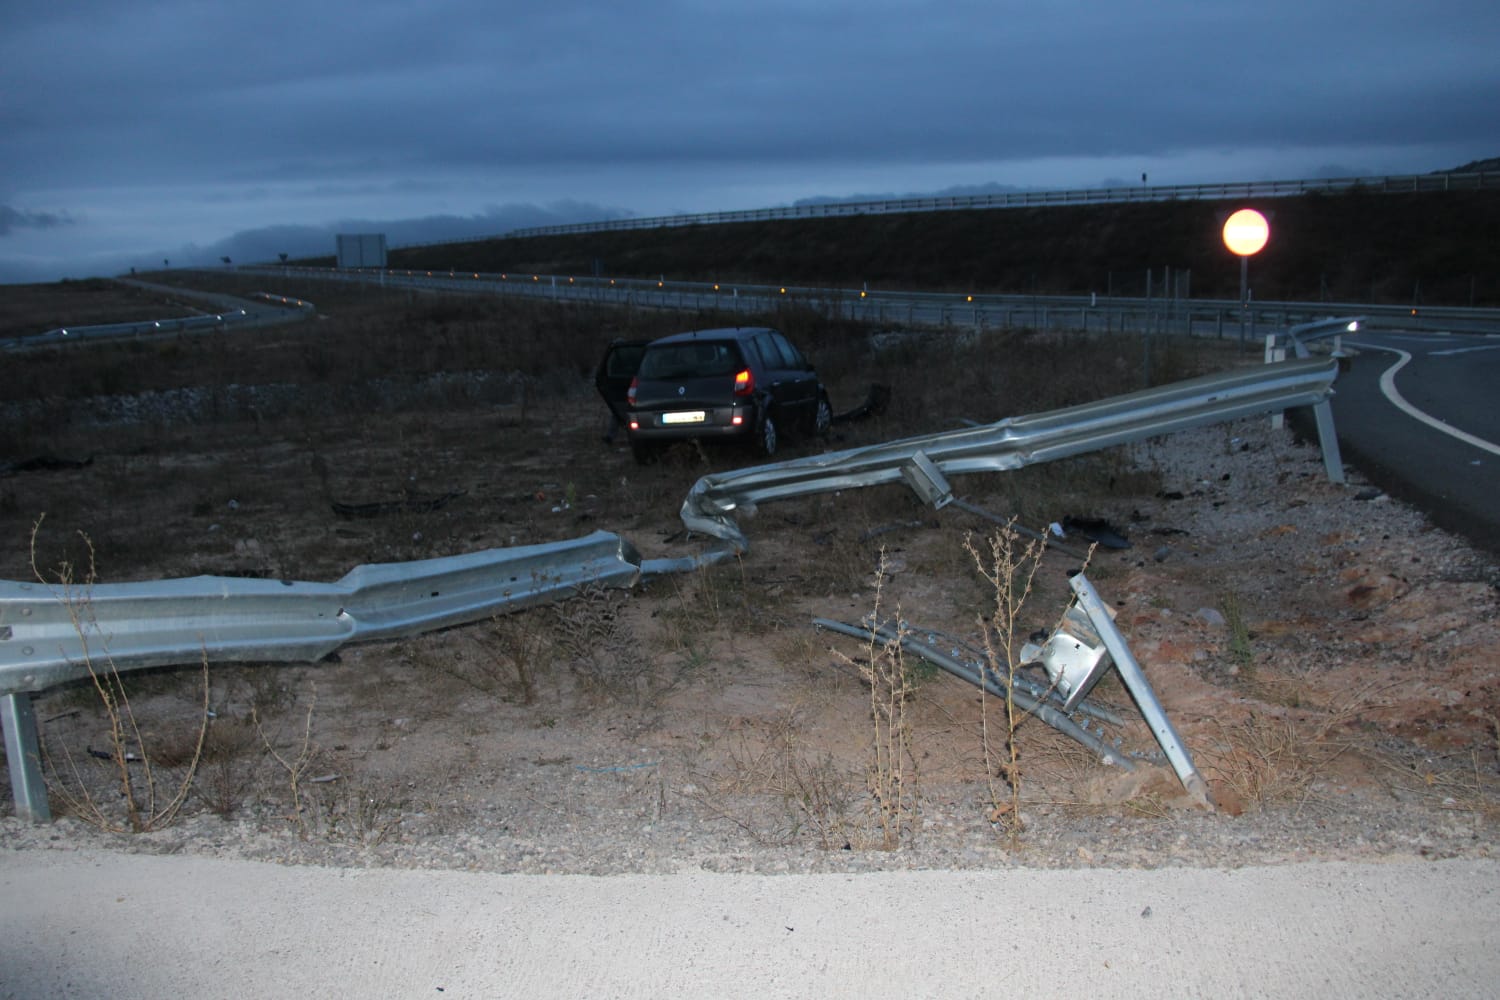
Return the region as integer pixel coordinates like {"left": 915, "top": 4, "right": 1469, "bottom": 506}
{"left": 2, "top": 330, "right": 1499, "bottom": 873}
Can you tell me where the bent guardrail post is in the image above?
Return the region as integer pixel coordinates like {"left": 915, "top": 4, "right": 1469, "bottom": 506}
{"left": 0, "top": 530, "right": 641, "bottom": 822}
{"left": 813, "top": 617, "right": 1133, "bottom": 771}
{"left": 1066, "top": 573, "right": 1216, "bottom": 809}
{"left": 680, "top": 357, "right": 1341, "bottom": 551}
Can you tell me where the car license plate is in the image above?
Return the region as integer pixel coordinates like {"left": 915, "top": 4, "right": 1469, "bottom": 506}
{"left": 661, "top": 410, "right": 706, "bottom": 425}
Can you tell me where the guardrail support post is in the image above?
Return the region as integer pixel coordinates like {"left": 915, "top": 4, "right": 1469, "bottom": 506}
{"left": 900, "top": 451, "right": 954, "bottom": 509}
{"left": 1312, "top": 399, "right": 1346, "bottom": 484}
{"left": 2, "top": 692, "right": 50, "bottom": 822}
{"left": 1068, "top": 574, "right": 1216, "bottom": 810}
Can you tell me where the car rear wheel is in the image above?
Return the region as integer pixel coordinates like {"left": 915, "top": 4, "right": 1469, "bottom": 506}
{"left": 755, "top": 414, "right": 778, "bottom": 457}
{"left": 812, "top": 395, "right": 832, "bottom": 437}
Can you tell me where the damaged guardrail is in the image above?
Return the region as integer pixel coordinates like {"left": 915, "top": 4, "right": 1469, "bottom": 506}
{"left": 1029, "top": 573, "right": 1213, "bottom": 807}
{"left": 680, "top": 356, "right": 1343, "bottom": 551}
{"left": 0, "top": 531, "right": 642, "bottom": 821}
{"left": 818, "top": 571, "right": 1215, "bottom": 809}
{"left": 814, "top": 616, "right": 1134, "bottom": 772}
{"left": 4, "top": 358, "right": 1335, "bottom": 822}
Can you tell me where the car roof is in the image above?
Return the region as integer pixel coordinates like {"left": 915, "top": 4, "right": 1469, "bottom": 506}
{"left": 648, "top": 327, "right": 776, "bottom": 347}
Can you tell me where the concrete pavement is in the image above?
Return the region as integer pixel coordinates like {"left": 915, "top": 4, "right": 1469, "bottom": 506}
{"left": 2, "top": 850, "right": 1496, "bottom": 998}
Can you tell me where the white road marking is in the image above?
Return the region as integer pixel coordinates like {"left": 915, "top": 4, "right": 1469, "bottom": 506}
{"left": 1359, "top": 344, "right": 1500, "bottom": 457}
{"left": 1431, "top": 344, "right": 1500, "bottom": 356}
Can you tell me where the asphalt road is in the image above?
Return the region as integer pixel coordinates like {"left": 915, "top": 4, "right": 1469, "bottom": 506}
{"left": 2, "top": 850, "right": 1497, "bottom": 999}
{"left": 3, "top": 280, "right": 312, "bottom": 353}
{"left": 1329, "top": 328, "right": 1500, "bottom": 557}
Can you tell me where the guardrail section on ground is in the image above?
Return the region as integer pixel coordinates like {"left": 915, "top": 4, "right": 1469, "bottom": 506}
{"left": 0, "top": 532, "right": 641, "bottom": 821}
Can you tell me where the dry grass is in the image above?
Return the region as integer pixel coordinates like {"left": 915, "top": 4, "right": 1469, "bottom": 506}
{"left": 1198, "top": 715, "right": 1335, "bottom": 810}
{"left": 31, "top": 523, "right": 209, "bottom": 832}
{"left": 696, "top": 711, "right": 863, "bottom": 850}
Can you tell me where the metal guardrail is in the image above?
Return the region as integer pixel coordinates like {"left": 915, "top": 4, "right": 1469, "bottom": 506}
{"left": 3, "top": 310, "right": 252, "bottom": 353}
{"left": 677, "top": 356, "right": 1342, "bottom": 551}
{"left": 1, "top": 531, "right": 641, "bottom": 821}
{"left": 449, "top": 171, "right": 1500, "bottom": 242}
{"left": 0, "top": 531, "right": 640, "bottom": 697}
{"left": 5, "top": 291, "right": 317, "bottom": 353}
{"left": 244, "top": 264, "right": 1500, "bottom": 339}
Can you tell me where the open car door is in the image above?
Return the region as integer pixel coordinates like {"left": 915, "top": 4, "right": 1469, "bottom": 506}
{"left": 594, "top": 339, "right": 648, "bottom": 426}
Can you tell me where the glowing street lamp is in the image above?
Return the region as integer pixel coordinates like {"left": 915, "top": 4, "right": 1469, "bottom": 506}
{"left": 1223, "top": 208, "right": 1269, "bottom": 345}
{"left": 1222, "top": 208, "right": 1269, "bottom": 256}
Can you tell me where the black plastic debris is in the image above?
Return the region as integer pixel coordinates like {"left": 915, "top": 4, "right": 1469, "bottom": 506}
{"left": 1061, "top": 516, "right": 1132, "bottom": 550}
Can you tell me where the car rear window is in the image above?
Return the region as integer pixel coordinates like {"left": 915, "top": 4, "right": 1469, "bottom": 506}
{"left": 638, "top": 341, "right": 744, "bottom": 379}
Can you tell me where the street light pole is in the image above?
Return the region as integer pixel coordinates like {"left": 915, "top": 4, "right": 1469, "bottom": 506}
{"left": 1223, "top": 208, "right": 1270, "bottom": 349}
{"left": 1240, "top": 255, "right": 1249, "bottom": 345}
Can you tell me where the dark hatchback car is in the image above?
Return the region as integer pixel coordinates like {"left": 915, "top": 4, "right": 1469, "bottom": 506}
{"left": 597, "top": 326, "right": 831, "bottom": 464}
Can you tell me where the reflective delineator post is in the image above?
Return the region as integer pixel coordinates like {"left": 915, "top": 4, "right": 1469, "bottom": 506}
{"left": 1068, "top": 574, "right": 1216, "bottom": 810}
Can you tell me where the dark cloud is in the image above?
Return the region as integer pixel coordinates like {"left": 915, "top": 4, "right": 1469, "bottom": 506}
{"left": 0, "top": 205, "right": 75, "bottom": 237}
{"left": 2, "top": 0, "right": 1496, "bottom": 282}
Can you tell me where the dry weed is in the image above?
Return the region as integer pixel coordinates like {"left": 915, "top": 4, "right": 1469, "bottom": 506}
{"left": 253, "top": 687, "right": 324, "bottom": 836}
{"left": 964, "top": 522, "right": 1055, "bottom": 842}
{"left": 829, "top": 549, "right": 919, "bottom": 850}
{"left": 32, "top": 520, "right": 207, "bottom": 833}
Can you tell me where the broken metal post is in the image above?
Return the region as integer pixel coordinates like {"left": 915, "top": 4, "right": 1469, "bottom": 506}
{"left": 813, "top": 617, "right": 1133, "bottom": 770}
{"left": 1311, "top": 398, "right": 1346, "bottom": 484}
{"left": 1068, "top": 573, "right": 1216, "bottom": 809}
{"left": 900, "top": 450, "right": 953, "bottom": 508}
{"left": 1, "top": 692, "right": 49, "bottom": 822}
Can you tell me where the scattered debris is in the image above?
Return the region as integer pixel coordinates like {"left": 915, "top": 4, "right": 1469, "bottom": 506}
{"left": 87, "top": 746, "right": 142, "bottom": 763}
{"left": 951, "top": 500, "right": 1089, "bottom": 559}
{"left": 1061, "top": 516, "right": 1132, "bottom": 550}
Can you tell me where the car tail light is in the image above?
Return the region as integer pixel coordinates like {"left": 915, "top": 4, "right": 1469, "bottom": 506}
{"left": 733, "top": 368, "right": 753, "bottom": 396}
{"left": 627, "top": 376, "right": 638, "bottom": 406}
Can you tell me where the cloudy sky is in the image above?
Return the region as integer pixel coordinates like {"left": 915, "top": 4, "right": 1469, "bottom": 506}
{"left": 3, "top": 0, "right": 1496, "bottom": 283}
